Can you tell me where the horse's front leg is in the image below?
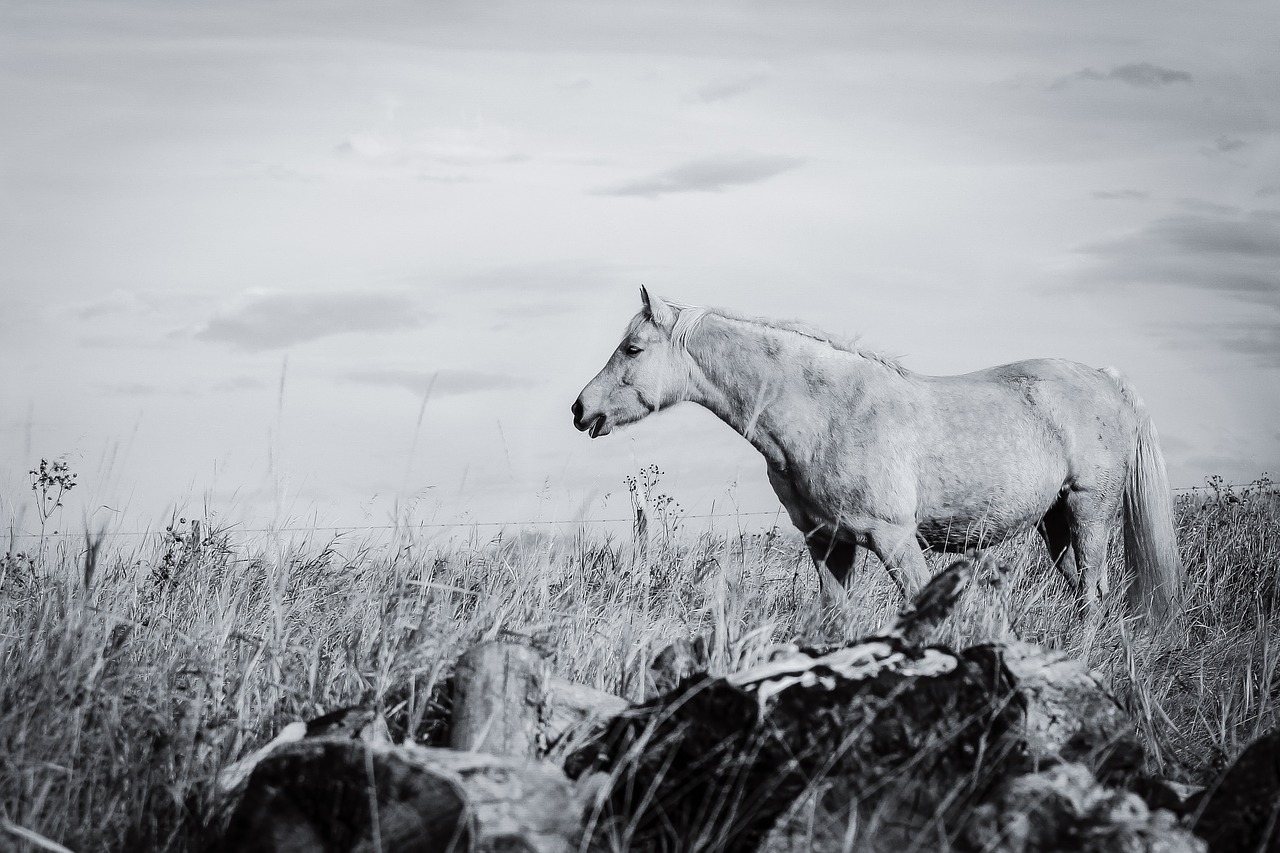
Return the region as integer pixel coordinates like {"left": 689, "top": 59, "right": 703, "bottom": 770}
{"left": 767, "top": 466, "right": 863, "bottom": 591}
{"left": 866, "top": 524, "right": 931, "bottom": 599}
{"left": 805, "top": 532, "right": 859, "bottom": 590}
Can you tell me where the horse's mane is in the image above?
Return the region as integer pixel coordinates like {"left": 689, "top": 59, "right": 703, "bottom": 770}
{"left": 667, "top": 301, "right": 907, "bottom": 376}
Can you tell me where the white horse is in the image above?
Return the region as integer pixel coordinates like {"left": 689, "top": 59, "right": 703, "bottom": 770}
{"left": 572, "top": 288, "right": 1184, "bottom": 620}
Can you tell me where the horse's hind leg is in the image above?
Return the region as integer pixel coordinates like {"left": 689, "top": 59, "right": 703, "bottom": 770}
{"left": 1037, "top": 494, "right": 1079, "bottom": 588}
{"left": 1066, "top": 488, "right": 1119, "bottom": 615}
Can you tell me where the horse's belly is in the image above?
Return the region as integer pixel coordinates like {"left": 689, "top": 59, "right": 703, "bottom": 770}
{"left": 911, "top": 414, "right": 1069, "bottom": 551}
{"left": 914, "top": 513, "right": 1035, "bottom": 552}
{"left": 914, "top": 470, "right": 1062, "bottom": 551}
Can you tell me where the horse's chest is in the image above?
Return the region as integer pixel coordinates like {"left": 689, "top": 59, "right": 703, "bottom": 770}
{"left": 769, "top": 465, "right": 888, "bottom": 526}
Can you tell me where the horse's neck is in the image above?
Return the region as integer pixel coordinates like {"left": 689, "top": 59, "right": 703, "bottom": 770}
{"left": 685, "top": 315, "right": 866, "bottom": 471}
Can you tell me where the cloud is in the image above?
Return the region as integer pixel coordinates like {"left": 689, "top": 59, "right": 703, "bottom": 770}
{"left": 597, "top": 154, "right": 804, "bottom": 198}
{"left": 693, "top": 74, "right": 768, "bottom": 103}
{"left": 1093, "top": 189, "right": 1149, "bottom": 201}
{"left": 196, "top": 292, "right": 428, "bottom": 350}
{"left": 1210, "top": 321, "right": 1280, "bottom": 366}
{"left": 1160, "top": 320, "right": 1280, "bottom": 368}
{"left": 1075, "top": 211, "right": 1280, "bottom": 305}
{"left": 103, "top": 382, "right": 165, "bottom": 397}
{"left": 212, "top": 376, "right": 268, "bottom": 393}
{"left": 335, "top": 124, "right": 527, "bottom": 169}
{"left": 341, "top": 369, "right": 528, "bottom": 398}
{"left": 1178, "top": 198, "right": 1241, "bottom": 216}
{"left": 1200, "top": 135, "right": 1250, "bottom": 161}
{"left": 452, "top": 259, "right": 654, "bottom": 294}
{"left": 72, "top": 289, "right": 146, "bottom": 319}
{"left": 1052, "top": 62, "right": 1193, "bottom": 90}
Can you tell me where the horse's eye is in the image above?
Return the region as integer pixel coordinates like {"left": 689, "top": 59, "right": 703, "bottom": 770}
{"left": 625, "top": 345, "right": 643, "bottom": 357}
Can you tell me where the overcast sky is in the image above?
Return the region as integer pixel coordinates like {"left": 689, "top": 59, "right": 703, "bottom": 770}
{"left": 2, "top": 1, "right": 1278, "bottom": 536}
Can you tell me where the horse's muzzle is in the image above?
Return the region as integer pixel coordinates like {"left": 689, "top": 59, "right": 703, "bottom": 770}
{"left": 571, "top": 398, "right": 608, "bottom": 437}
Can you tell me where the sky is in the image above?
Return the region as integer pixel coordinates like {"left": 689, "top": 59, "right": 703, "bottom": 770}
{"left": 1, "top": 1, "right": 1278, "bottom": 538}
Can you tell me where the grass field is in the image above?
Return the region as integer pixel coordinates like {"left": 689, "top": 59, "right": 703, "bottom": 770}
{"left": 1, "top": 474, "right": 1277, "bottom": 852}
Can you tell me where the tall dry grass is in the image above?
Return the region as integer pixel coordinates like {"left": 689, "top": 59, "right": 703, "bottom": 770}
{"left": 1, "top": 476, "right": 1277, "bottom": 852}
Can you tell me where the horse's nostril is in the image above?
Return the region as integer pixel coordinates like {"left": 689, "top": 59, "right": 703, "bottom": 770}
{"left": 572, "top": 399, "right": 584, "bottom": 423}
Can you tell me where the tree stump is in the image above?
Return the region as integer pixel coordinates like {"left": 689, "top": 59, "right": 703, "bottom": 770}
{"left": 449, "top": 642, "right": 627, "bottom": 758}
{"left": 450, "top": 643, "right": 549, "bottom": 756}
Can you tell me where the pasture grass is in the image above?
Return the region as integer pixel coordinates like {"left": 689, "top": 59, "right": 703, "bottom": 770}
{"left": 1, "top": 477, "right": 1278, "bottom": 852}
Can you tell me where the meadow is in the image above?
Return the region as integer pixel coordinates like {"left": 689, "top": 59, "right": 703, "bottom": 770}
{"left": 1, "top": 472, "right": 1277, "bottom": 852}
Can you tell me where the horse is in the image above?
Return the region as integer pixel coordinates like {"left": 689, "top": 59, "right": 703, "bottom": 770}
{"left": 572, "top": 288, "right": 1185, "bottom": 621}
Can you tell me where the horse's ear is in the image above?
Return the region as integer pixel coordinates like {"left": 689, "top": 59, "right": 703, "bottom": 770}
{"left": 640, "top": 286, "right": 676, "bottom": 330}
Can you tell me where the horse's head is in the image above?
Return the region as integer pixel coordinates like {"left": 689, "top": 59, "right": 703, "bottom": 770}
{"left": 572, "top": 287, "right": 695, "bottom": 438}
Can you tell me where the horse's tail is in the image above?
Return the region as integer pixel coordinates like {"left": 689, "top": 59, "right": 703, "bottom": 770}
{"left": 1102, "top": 367, "right": 1185, "bottom": 622}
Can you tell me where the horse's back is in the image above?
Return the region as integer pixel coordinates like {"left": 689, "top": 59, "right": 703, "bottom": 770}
{"left": 901, "top": 359, "right": 1137, "bottom": 544}
{"left": 930, "top": 358, "right": 1133, "bottom": 431}
{"left": 972, "top": 358, "right": 1139, "bottom": 461}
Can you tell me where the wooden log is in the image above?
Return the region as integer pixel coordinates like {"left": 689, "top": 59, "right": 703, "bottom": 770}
{"left": 569, "top": 637, "right": 1025, "bottom": 852}
{"left": 573, "top": 559, "right": 1162, "bottom": 852}
{"left": 206, "top": 561, "right": 1176, "bottom": 853}
{"left": 542, "top": 674, "right": 629, "bottom": 757}
{"left": 448, "top": 642, "right": 627, "bottom": 758}
{"left": 215, "top": 738, "right": 587, "bottom": 853}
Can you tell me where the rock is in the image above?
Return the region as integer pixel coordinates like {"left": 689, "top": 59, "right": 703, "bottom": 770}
{"left": 1193, "top": 727, "right": 1280, "bottom": 853}
{"left": 1000, "top": 642, "right": 1145, "bottom": 777}
{"left": 571, "top": 559, "right": 1167, "bottom": 852}
{"left": 215, "top": 738, "right": 587, "bottom": 853}
{"left": 648, "top": 635, "right": 711, "bottom": 698}
{"left": 964, "top": 763, "right": 1205, "bottom": 853}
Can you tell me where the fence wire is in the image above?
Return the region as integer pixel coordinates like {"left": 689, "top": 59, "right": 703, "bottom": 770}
{"left": 2, "top": 481, "right": 1270, "bottom": 540}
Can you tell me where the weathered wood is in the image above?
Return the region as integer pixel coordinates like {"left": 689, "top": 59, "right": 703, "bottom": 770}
{"left": 542, "top": 674, "right": 628, "bottom": 755}
{"left": 569, "top": 637, "right": 1025, "bottom": 852}
{"left": 216, "top": 739, "right": 586, "bottom": 853}
{"left": 207, "top": 562, "right": 1205, "bottom": 853}
{"left": 572, "top": 560, "right": 1168, "bottom": 852}
{"left": 451, "top": 643, "right": 549, "bottom": 756}
{"left": 887, "top": 555, "right": 978, "bottom": 644}
{"left": 449, "top": 642, "right": 628, "bottom": 758}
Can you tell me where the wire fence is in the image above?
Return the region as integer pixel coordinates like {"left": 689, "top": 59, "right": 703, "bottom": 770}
{"left": 3, "top": 481, "right": 1270, "bottom": 540}
{"left": 3, "top": 510, "right": 788, "bottom": 540}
